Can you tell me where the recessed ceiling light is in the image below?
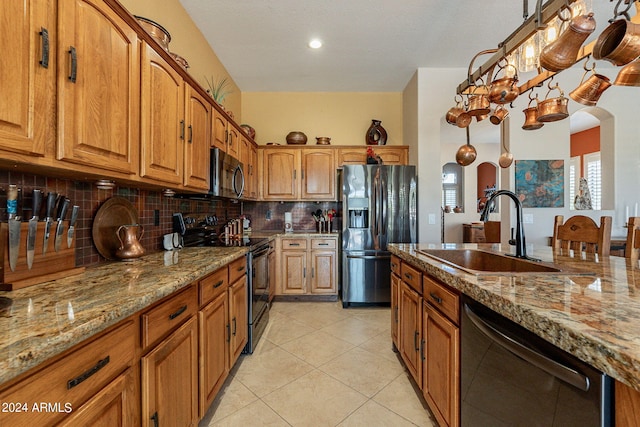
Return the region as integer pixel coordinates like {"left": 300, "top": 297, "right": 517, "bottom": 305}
{"left": 308, "top": 39, "right": 322, "bottom": 49}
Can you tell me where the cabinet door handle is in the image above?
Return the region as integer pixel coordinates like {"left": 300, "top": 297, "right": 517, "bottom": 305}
{"left": 293, "top": 170, "right": 296, "bottom": 180}
{"left": 226, "top": 323, "right": 231, "bottom": 342}
{"left": 429, "top": 292, "right": 443, "bottom": 305}
{"left": 179, "top": 120, "right": 185, "bottom": 140}
{"left": 67, "top": 356, "right": 110, "bottom": 389}
{"left": 421, "top": 339, "right": 426, "bottom": 361}
{"left": 225, "top": 129, "right": 228, "bottom": 142}
{"left": 414, "top": 331, "right": 419, "bottom": 351}
{"left": 39, "top": 27, "right": 49, "bottom": 68}
{"left": 150, "top": 411, "right": 159, "bottom": 427}
{"left": 301, "top": 170, "right": 305, "bottom": 179}
{"left": 213, "top": 280, "right": 224, "bottom": 289}
{"left": 303, "top": 267, "right": 306, "bottom": 278}
{"left": 311, "top": 267, "right": 315, "bottom": 278}
{"left": 68, "top": 46, "right": 77, "bottom": 83}
{"left": 394, "top": 306, "right": 398, "bottom": 324}
{"left": 168, "top": 305, "right": 187, "bottom": 320}
{"left": 188, "top": 124, "right": 193, "bottom": 143}
{"left": 232, "top": 317, "right": 237, "bottom": 335}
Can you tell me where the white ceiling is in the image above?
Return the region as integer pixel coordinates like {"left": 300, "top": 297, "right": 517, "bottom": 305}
{"left": 178, "top": 0, "right": 618, "bottom": 92}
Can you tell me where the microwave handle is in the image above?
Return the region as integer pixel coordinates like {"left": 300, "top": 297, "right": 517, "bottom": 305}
{"left": 233, "top": 165, "right": 245, "bottom": 198}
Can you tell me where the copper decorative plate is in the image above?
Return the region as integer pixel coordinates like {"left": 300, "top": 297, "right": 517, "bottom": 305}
{"left": 92, "top": 197, "right": 139, "bottom": 260}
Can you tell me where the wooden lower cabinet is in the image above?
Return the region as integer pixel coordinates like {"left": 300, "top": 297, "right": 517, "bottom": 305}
{"left": 229, "top": 275, "right": 248, "bottom": 366}
{"left": 277, "top": 236, "right": 338, "bottom": 297}
{"left": 399, "top": 280, "right": 422, "bottom": 385}
{"left": 199, "top": 291, "right": 229, "bottom": 416}
{"left": 391, "top": 272, "right": 401, "bottom": 348}
{"left": 141, "top": 316, "right": 199, "bottom": 427}
{"left": 423, "top": 301, "right": 459, "bottom": 427}
{"left": 59, "top": 367, "right": 137, "bottom": 427}
{"left": 616, "top": 380, "right": 640, "bottom": 426}
{"left": 0, "top": 319, "right": 137, "bottom": 426}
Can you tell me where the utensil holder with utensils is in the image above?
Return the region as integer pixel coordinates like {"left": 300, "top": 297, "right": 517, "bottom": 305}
{"left": 0, "top": 220, "right": 84, "bottom": 291}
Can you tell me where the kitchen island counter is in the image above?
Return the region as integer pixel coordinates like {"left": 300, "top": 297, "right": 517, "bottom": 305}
{"left": 389, "top": 242, "right": 640, "bottom": 392}
{"left": 0, "top": 247, "right": 247, "bottom": 386}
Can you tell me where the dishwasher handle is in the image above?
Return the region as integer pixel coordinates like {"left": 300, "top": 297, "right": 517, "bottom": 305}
{"left": 463, "top": 303, "right": 590, "bottom": 392}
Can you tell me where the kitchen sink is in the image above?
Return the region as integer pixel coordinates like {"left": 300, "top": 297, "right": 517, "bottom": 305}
{"left": 416, "top": 249, "right": 591, "bottom": 276}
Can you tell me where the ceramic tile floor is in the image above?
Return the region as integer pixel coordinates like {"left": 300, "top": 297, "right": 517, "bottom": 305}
{"left": 199, "top": 301, "right": 437, "bottom": 427}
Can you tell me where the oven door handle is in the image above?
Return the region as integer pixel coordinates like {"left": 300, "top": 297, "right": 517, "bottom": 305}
{"left": 463, "top": 304, "right": 590, "bottom": 392}
{"left": 252, "top": 246, "right": 270, "bottom": 258}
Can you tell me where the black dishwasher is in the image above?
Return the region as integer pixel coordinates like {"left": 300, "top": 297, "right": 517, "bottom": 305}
{"left": 461, "top": 296, "right": 613, "bottom": 427}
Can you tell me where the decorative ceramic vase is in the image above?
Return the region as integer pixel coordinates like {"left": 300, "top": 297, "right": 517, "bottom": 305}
{"left": 366, "top": 119, "right": 387, "bottom": 145}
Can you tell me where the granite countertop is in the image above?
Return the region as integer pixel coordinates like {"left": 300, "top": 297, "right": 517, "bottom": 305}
{"left": 0, "top": 247, "right": 247, "bottom": 386}
{"left": 389, "top": 242, "right": 640, "bottom": 392}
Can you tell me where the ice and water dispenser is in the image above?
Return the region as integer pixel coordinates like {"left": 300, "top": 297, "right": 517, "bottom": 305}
{"left": 347, "top": 198, "right": 369, "bottom": 228}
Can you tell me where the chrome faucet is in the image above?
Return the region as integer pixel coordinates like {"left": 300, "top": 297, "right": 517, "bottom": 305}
{"left": 480, "top": 189, "right": 535, "bottom": 260}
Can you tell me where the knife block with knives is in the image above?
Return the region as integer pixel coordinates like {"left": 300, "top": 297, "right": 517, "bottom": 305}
{"left": 0, "top": 220, "right": 84, "bottom": 290}
{"left": 1, "top": 190, "right": 84, "bottom": 291}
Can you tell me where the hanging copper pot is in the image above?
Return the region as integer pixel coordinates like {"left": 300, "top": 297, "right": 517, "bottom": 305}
{"left": 569, "top": 61, "right": 612, "bottom": 106}
{"left": 488, "top": 63, "right": 519, "bottom": 104}
{"left": 593, "top": 19, "right": 640, "bottom": 66}
{"left": 445, "top": 95, "right": 472, "bottom": 128}
{"left": 455, "top": 127, "right": 477, "bottom": 166}
{"left": 540, "top": 13, "right": 596, "bottom": 72}
{"left": 614, "top": 57, "right": 640, "bottom": 86}
{"left": 467, "top": 82, "right": 491, "bottom": 117}
{"left": 537, "top": 81, "right": 569, "bottom": 123}
{"left": 522, "top": 91, "right": 544, "bottom": 131}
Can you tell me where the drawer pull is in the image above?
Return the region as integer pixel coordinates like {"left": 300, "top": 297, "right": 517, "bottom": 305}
{"left": 391, "top": 262, "right": 397, "bottom": 269}
{"left": 429, "top": 292, "right": 443, "bottom": 304}
{"left": 151, "top": 411, "right": 159, "bottom": 427}
{"left": 404, "top": 272, "right": 413, "bottom": 280}
{"left": 39, "top": 27, "right": 49, "bottom": 68}
{"left": 213, "top": 280, "right": 224, "bottom": 289}
{"left": 289, "top": 243, "right": 300, "bottom": 247}
{"left": 236, "top": 266, "right": 245, "bottom": 272}
{"left": 169, "top": 305, "right": 187, "bottom": 320}
{"left": 67, "top": 356, "right": 110, "bottom": 389}
{"left": 68, "top": 46, "right": 77, "bottom": 83}
{"left": 318, "top": 243, "right": 329, "bottom": 246}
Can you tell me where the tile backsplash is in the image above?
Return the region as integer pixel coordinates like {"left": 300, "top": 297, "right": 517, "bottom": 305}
{"left": 243, "top": 201, "right": 341, "bottom": 233}
{"left": 0, "top": 170, "right": 240, "bottom": 267}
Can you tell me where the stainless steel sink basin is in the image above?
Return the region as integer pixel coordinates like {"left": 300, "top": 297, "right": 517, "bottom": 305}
{"left": 417, "top": 249, "right": 590, "bottom": 276}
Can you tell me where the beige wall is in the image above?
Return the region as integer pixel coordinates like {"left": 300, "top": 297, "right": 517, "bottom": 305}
{"left": 119, "top": 0, "right": 241, "bottom": 116}
{"left": 241, "top": 92, "right": 403, "bottom": 146}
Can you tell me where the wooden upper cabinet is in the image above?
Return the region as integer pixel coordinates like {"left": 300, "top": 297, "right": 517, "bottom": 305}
{"left": 57, "top": 0, "right": 139, "bottom": 174}
{"left": 263, "top": 149, "right": 299, "bottom": 200}
{"left": 212, "top": 109, "right": 228, "bottom": 151}
{"left": 140, "top": 43, "right": 184, "bottom": 185}
{"left": 301, "top": 149, "right": 336, "bottom": 200}
{"left": 0, "top": 0, "right": 54, "bottom": 157}
{"left": 249, "top": 143, "right": 258, "bottom": 199}
{"left": 227, "top": 124, "right": 240, "bottom": 159}
{"left": 183, "top": 86, "right": 211, "bottom": 190}
{"left": 337, "top": 146, "right": 409, "bottom": 166}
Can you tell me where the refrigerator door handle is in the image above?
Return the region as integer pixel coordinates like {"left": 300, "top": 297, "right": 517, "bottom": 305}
{"left": 381, "top": 174, "right": 387, "bottom": 236}
{"left": 409, "top": 177, "right": 417, "bottom": 242}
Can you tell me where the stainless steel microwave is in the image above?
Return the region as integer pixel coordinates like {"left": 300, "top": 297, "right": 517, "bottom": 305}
{"left": 211, "top": 148, "right": 245, "bottom": 199}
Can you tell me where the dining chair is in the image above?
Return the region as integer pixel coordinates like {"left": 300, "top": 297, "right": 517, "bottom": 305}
{"left": 625, "top": 217, "right": 640, "bottom": 259}
{"left": 552, "top": 215, "right": 612, "bottom": 256}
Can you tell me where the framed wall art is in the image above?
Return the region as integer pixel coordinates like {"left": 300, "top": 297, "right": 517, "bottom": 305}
{"left": 514, "top": 160, "right": 564, "bottom": 208}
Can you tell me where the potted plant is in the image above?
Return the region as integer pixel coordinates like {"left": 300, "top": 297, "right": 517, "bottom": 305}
{"left": 205, "top": 75, "right": 233, "bottom": 106}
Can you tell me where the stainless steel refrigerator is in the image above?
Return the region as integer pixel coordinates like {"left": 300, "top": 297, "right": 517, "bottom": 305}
{"left": 341, "top": 164, "right": 417, "bottom": 307}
